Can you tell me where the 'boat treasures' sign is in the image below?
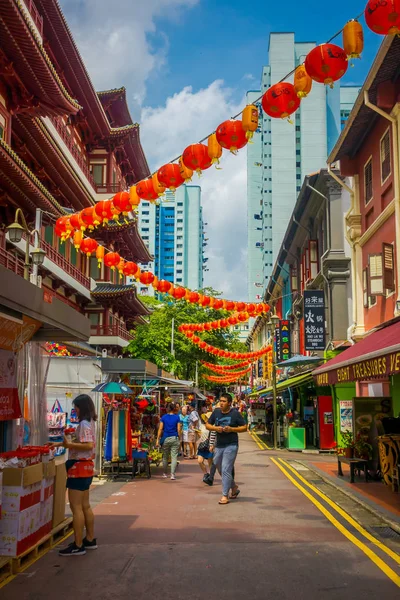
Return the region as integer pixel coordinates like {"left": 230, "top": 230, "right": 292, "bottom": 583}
{"left": 314, "top": 351, "right": 400, "bottom": 386}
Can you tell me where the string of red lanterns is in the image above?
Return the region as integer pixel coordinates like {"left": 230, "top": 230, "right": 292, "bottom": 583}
{"left": 201, "top": 361, "right": 251, "bottom": 371}
{"left": 53, "top": 7, "right": 392, "bottom": 246}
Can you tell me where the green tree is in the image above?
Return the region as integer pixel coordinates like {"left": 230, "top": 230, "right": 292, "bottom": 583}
{"left": 126, "top": 288, "right": 248, "bottom": 387}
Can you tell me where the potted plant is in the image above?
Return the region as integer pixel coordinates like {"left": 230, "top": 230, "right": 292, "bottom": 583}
{"left": 340, "top": 430, "right": 354, "bottom": 458}
{"left": 354, "top": 433, "right": 373, "bottom": 460}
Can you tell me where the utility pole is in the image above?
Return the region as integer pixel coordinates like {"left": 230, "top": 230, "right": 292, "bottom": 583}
{"left": 171, "top": 318, "right": 175, "bottom": 374}
{"left": 195, "top": 361, "right": 198, "bottom": 387}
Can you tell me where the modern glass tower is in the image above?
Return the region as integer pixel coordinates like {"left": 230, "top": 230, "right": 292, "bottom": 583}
{"left": 247, "top": 33, "right": 360, "bottom": 302}
{"left": 137, "top": 184, "right": 204, "bottom": 295}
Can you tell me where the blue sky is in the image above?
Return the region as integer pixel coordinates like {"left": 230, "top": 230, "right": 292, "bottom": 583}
{"left": 61, "top": 0, "right": 384, "bottom": 299}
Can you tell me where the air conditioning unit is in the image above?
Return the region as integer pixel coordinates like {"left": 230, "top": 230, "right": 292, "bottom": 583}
{"left": 101, "top": 348, "right": 108, "bottom": 358}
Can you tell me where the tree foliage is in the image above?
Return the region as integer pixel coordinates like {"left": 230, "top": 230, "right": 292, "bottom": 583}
{"left": 126, "top": 288, "right": 248, "bottom": 387}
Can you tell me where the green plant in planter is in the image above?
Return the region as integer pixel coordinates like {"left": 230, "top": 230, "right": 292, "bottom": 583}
{"left": 339, "top": 430, "right": 354, "bottom": 458}
{"left": 354, "top": 433, "right": 373, "bottom": 459}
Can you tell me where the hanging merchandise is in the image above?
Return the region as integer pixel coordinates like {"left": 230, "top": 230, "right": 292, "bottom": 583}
{"left": 364, "top": 0, "right": 400, "bottom": 35}
{"left": 305, "top": 44, "right": 348, "bottom": 88}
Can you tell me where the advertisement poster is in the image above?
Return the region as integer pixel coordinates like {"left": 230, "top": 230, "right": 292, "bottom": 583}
{"left": 304, "top": 290, "right": 325, "bottom": 351}
{"left": 339, "top": 400, "right": 353, "bottom": 432}
{"left": 0, "top": 349, "right": 22, "bottom": 420}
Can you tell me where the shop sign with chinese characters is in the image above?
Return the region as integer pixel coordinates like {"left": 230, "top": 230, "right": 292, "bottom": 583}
{"left": 275, "top": 320, "right": 291, "bottom": 362}
{"left": 304, "top": 290, "right": 325, "bottom": 351}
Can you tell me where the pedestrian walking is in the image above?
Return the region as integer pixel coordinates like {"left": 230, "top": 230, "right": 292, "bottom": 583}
{"left": 157, "top": 402, "right": 182, "bottom": 480}
{"left": 188, "top": 401, "right": 200, "bottom": 459}
{"left": 52, "top": 394, "right": 97, "bottom": 556}
{"left": 180, "top": 404, "right": 190, "bottom": 457}
{"left": 197, "top": 412, "right": 213, "bottom": 478}
{"left": 206, "top": 393, "right": 247, "bottom": 505}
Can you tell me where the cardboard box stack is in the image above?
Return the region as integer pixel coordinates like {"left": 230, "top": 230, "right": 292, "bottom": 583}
{"left": 0, "top": 447, "right": 62, "bottom": 557}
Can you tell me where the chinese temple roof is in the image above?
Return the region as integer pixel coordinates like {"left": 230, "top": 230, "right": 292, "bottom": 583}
{"left": 92, "top": 283, "right": 150, "bottom": 323}
{"left": 0, "top": 0, "right": 81, "bottom": 116}
{"left": 89, "top": 218, "right": 152, "bottom": 264}
{"left": 35, "top": 0, "right": 150, "bottom": 183}
{"left": 98, "top": 88, "right": 132, "bottom": 127}
{"left": 0, "top": 137, "right": 64, "bottom": 215}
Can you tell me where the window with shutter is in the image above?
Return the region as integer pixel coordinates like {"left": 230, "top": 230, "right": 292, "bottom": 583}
{"left": 381, "top": 129, "right": 391, "bottom": 183}
{"left": 368, "top": 254, "right": 384, "bottom": 295}
{"left": 364, "top": 159, "right": 373, "bottom": 204}
{"left": 363, "top": 268, "right": 368, "bottom": 308}
{"left": 309, "top": 240, "right": 319, "bottom": 279}
{"left": 290, "top": 264, "right": 298, "bottom": 292}
{"left": 382, "top": 243, "right": 395, "bottom": 291}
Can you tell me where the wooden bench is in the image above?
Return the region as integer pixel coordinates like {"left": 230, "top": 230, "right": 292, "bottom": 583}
{"left": 338, "top": 456, "right": 369, "bottom": 483}
{"left": 392, "top": 464, "right": 399, "bottom": 493}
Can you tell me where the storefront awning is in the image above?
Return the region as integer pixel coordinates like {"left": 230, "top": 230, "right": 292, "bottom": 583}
{"left": 249, "top": 371, "right": 314, "bottom": 397}
{"left": 313, "top": 320, "right": 400, "bottom": 386}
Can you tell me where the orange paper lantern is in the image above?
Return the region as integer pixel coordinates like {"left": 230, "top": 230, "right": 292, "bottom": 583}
{"left": 294, "top": 65, "right": 313, "bottom": 98}
{"left": 96, "top": 245, "right": 105, "bottom": 266}
{"left": 242, "top": 105, "right": 259, "bottom": 140}
{"left": 216, "top": 120, "right": 248, "bottom": 153}
{"left": 73, "top": 230, "right": 83, "bottom": 249}
{"left": 178, "top": 156, "right": 193, "bottom": 182}
{"left": 207, "top": 133, "right": 223, "bottom": 166}
{"left": 129, "top": 186, "right": 140, "bottom": 209}
{"left": 262, "top": 83, "right": 300, "bottom": 120}
{"left": 152, "top": 173, "right": 166, "bottom": 196}
{"left": 305, "top": 44, "right": 348, "bottom": 88}
{"left": 343, "top": 20, "right": 364, "bottom": 60}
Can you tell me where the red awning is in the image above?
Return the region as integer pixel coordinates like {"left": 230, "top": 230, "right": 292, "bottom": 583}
{"left": 313, "top": 320, "right": 400, "bottom": 386}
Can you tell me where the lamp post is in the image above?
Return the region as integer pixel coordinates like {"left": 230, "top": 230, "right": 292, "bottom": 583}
{"left": 6, "top": 208, "right": 45, "bottom": 281}
{"left": 268, "top": 311, "right": 280, "bottom": 449}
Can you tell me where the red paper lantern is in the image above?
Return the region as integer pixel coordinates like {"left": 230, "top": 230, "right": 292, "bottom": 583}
{"left": 188, "top": 292, "right": 200, "bottom": 303}
{"left": 157, "top": 280, "right": 172, "bottom": 293}
{"left": 140, "top": 271, "right": 155, "bottom": 285}
{"left": 69, "top": 212, "right": 85, "bottom": 232}
{"left": 305, "top": 44, "right": 348, "bottom": 88}
{"left": 365, "top": 0, "right": 400, "bottom": 35}
{"left": 123, "top": 262, "right": 139, "bottom": 277}
{"left": 192, "top": 336, "right": 200, "bottom": 344}
{"left": 236, "top": 302, "right": 246, "bottom": 312}
{"left": 157, "top": 164, "right": 185, "bottom": 191}
{"left": 228, "top": 316, "right": 238, "bottom": 325}
{"left": 136, "top": 179, "right": 158, "bottom": 201}
{"left": 112, "top": 192, "right": 131, "bottom": 215}
{"left": 80, "top": 238, "right": 98, "bottom": 257}
{"left": 104, "top": 252, "right": 121, "bottom": 269}
{"left": 211, "top": 321, "right": 219, "bottom": 330}
{"left": 224, "top": 300, "right": 235, "bottom": 311}
{"left": 186, "top": 331, "right": 194, "bottom": 338}
{"left": 172, "top": 287, "right": 187, "bottom": 300}
{"left": 203, "top": 323, "right": 212, "bottom": 331}
{"left": 219, "top": 319, "right": 228, "bottom": 328}
{"left": 201, "top": 296, "right": 211, "bottom": 307}
{"left": 199, "top": 341, "right": 207, "bottom": 350}
{"left": 182, "top": 144, "right": 211, "bottom": 174}
{"left": 80, "top": 207, "right": 96, "bottom": 230}
{"left": 95, "top": 200, "right": 114, "bottom": 224}
{"left": 262, "top": 83, "right": 300, "bottom": 120}
{"left": 213, "top": 299, "right": 224, "bottom": 311}
{"left": 55, "top": 216, "right": 72, "bottom": 240}
{"left": 216, "top": 119, "right": 248, "bottom": 153}
{"left": 237, "top": 312, "right": 249, "bottom": 322}
{"left": 247, "top": 303, "right": 256, "bottom": 313}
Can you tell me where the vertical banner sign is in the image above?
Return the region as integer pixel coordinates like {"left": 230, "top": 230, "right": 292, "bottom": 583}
{"left": 258, "top": 359, "right": 263, "bottom": 378}
{"left": 304, "top": 290, "right": 326, "bottom": 351}
{"left": 0, "top": 349, "right": 22, "bottom": 420}
{"left": 279, "top": 320, "right": 291, "bottom": 362}
{"left": 275, "top": 326, "right": 281, "bottom": 361}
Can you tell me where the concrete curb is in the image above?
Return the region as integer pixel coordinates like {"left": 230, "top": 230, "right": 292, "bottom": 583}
{"left": 299, "top": 460, "right": 400, "bottom": 535}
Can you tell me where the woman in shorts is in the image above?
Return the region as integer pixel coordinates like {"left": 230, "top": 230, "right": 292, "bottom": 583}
{"left": 180, "top": 405, "right": 190, "bottom": 457}
{"left": 53, "top": 394, "right": 97, "bottom": 556}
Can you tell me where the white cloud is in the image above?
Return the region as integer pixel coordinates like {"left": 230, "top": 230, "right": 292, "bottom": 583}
{"left": 60, "top": 0, "right": 199, "bottom": 110}
{"left": 140, "top": 81, "right": 249, "bottom": 300}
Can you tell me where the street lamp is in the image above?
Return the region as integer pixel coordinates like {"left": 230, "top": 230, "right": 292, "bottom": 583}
{"left": 268, "top": 311, "right": 280, "bottom": 450}
{"left": 6, "top": 209, "right": 45, "bottom": 281}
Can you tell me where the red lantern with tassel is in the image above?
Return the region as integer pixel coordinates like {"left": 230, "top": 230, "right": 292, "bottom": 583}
{"left": 172, "top": 287, "right": 186, "bottom": 300}
{"left": 238, "top": 312, "right": 249, "bottom": 322}
{"left": 182, "top": 144, "right": 212, "bottom": 175}
{"left": 136, "top": 179, "right": 159, "bottom": 201}
{"left": 211, "top": 321, "right": 219, "bottom": 330}
{"left": 157, "top": 164, "right": 184, "bottom": 191}
{"left": 80, "top": 207, "right": 96, "bottom": 230}
{"left": 70, "top": 212, "right": 85, "bottom": 232}
{"left": 262, "top": 83, "right": 301, "bottom": 120}
{"left": 95, "top": 200, "right": 114, "bottom": 224}
{"left": 213, "top": 299, "right": 224, "bottom": 310}
{"left": 224, "top": 300, "right": 235, "bottom": 311}
{"left": 157, "top": 280, "right": 172, "bottom": 293}
{"left": 104, "top": 252, "right": 121, "bottom": 270}
{"left": 112, "top": 192, "right": 131, "bottom": 215}
{"left": 203, "top": 323, "right": 212, "bottom": 331}
{"left": 220, "top": 319, "right": 229, "bottom": 328}
{"left": 80, "top": 238, "right": 98, "bottom": 257}
{"left": 199, "top": 341, "right": 207, "bottom": 350}
{"left": 365, "top": 0, "right": 400, "bottom": 35}
{"left": 123, "top": 261, "right": 139, "bottom": 277}
{"left": 201, "top": 296, "right": 211, "bottom": 307}
{"left": 305, "top": 44, "right": 348, "bottom": 88}
{"left": 188, "top": 291, "right": 200, "bottom": 303}
{"left": 140, "top": 271, "right": 155, "bottom": 285}
{"left": 216, "top": 120, "right": 248, "bottom": 153}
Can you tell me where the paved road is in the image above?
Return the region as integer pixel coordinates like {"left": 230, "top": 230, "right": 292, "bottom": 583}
{"left": 2, "top": 435, "right": 399, "bottom": 599}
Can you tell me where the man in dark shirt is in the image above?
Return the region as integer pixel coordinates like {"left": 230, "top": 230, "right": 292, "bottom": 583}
{"left": 206, "top": 393, "right": 247, "bottom": 504}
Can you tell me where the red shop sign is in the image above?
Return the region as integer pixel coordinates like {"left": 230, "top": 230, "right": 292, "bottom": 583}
{"left": 0, "top": 349, "right": 22, "bottom": 420}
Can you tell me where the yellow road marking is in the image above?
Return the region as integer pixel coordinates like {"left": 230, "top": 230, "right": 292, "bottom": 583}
{"left": 271, "top": 457, "right": 400, "bottom": 588}
{"left": 0, "top": 529, "right": 73, "bottom": 590}
{"left": 249, "top": 431, "right": 270, "bottom": 450}
{"left": 278, "top": 458, "right": 400, "bottom": 566}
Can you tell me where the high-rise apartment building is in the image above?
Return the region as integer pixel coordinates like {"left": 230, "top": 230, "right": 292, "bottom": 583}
{"left": 247, "top": 33, "right": 360, "bottom": 302}
{"left": 137, "top": 184, "right": 205, "bottom": 295}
